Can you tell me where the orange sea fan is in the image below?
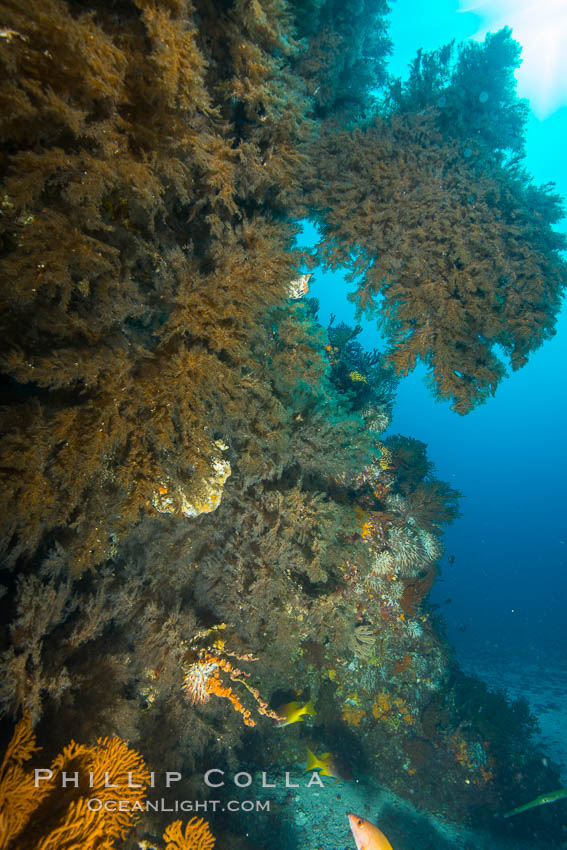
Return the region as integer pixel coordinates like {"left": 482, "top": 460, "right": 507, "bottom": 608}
{"left": 0, "top": 711, "right": 42, "bottom": 846}
{"left": 0, "top": 713, "right": 151, "bottom": 850}
{"left": 163, "top": 817, "right": 215, "bottom": 850}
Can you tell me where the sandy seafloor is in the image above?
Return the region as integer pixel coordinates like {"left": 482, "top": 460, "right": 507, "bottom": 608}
{"left": 241, "top": 765, "right": 567, "bottom": 850}
{"left": 232, "top": 653, "right": 567, "bottom": 849}
{"left": 460, "top": 651, "right": 567, "bottom": 784}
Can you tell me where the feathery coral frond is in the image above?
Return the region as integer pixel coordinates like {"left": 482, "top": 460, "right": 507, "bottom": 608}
{"left": 163, "top": 817, "right": 215, "bottom": 850}
{"left": 307, "top": 112, "right": 566, "bottom": 412}
{"left": 0, "top": 714, "right": 150, "bottom": 849}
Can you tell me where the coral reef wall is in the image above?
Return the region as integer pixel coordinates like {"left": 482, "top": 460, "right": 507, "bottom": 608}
{"left": 1, "top": 1, "right": 566, "bottom": 847}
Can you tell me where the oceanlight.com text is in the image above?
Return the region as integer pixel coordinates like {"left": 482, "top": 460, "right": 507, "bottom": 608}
{"left": 86, "top": 798, "right": 270, "bottom": 813}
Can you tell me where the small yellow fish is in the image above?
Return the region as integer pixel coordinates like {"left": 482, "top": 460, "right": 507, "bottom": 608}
{"left": 305, "top": 748, "right": 346, "bottom": 780}
{"left": 274, "top": 699, "right": 316, "bottom": 727}
{"left": 348, "top": 813, "right": 393, "bottom": 850}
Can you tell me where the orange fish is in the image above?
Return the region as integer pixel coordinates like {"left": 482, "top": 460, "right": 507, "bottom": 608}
{"left": 348, "top": 813, "right": 393, "bottom": 850}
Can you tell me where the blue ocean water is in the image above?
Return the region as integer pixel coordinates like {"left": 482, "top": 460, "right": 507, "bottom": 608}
{"left": 303, "top": 0, "right": 567, "bottom": 670}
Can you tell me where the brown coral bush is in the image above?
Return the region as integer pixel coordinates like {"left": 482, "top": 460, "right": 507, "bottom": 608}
{"left": 0, "top": 0, "right": 313, "bottom": 571}
{"left": 0, "top": 298, "right": 377, "bottom": 767}
{"left": 306, "top": 112, "right": 567, "bottom": 413}
{"left": 291, "top": 0, "right": 391, "bottom": 118}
